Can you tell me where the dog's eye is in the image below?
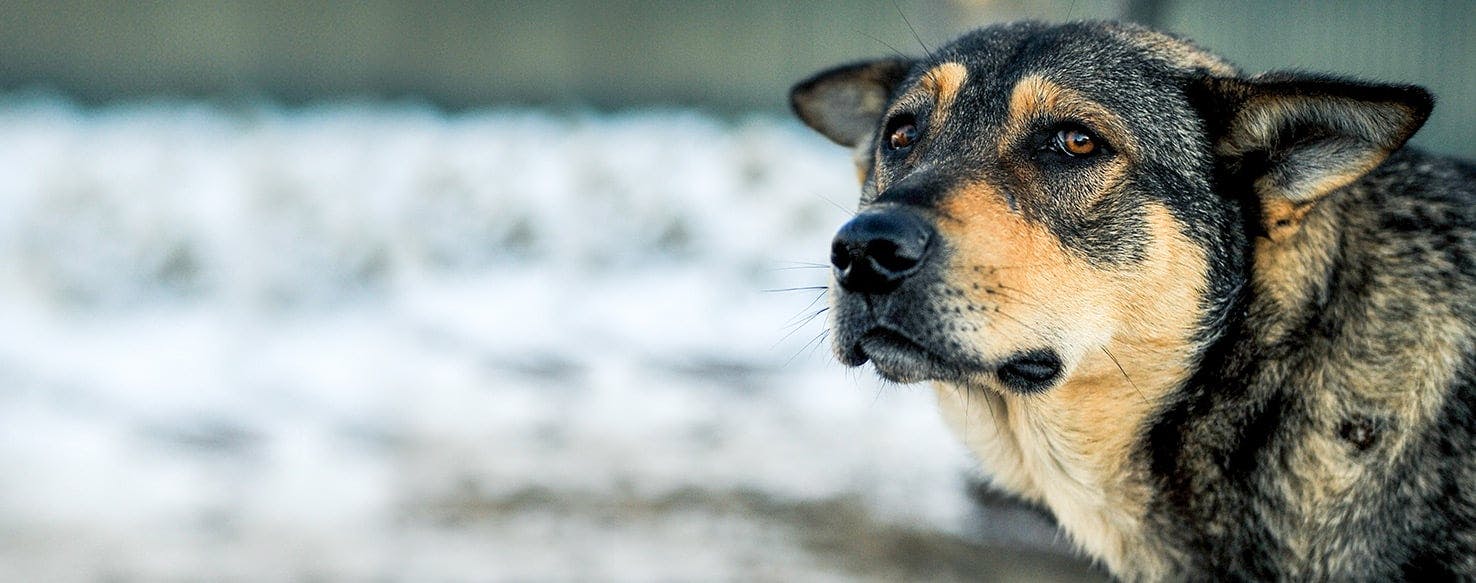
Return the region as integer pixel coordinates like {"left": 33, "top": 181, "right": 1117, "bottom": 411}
{"left": 1034, "top": 124, "right": 1112, "bottom": 165}
{"left": 884, "top": 115, "right": 919, "bottom": 152}
{"left": 1054, "top": 128, "right": 1100, "bottom": 157}
{"left": 888, "top": 124, "right": 917, "bottom": 150}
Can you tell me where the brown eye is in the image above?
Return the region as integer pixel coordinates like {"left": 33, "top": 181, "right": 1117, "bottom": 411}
{"left": 888, "top": 124, "right": 918, "bottom": 150}
{"left": 1056, "top": 129, "right": 1097, "bottom": 156}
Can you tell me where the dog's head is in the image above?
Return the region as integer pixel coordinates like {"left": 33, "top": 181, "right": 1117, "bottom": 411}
{"left": 793, "top": 21, "right": 1431, "bottom": 395}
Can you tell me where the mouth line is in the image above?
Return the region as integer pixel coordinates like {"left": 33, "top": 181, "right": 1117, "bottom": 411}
{"left": 846, "top": 327, "right": 923, "bottom": 365}
{"left": 844, "top": 325, "right": 971, "bottom": 382}
{"left": 842, "top": 324, "right": 1065, "bottom": 391}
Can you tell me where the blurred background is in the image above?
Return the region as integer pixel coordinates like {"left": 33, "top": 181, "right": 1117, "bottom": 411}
{"left": 0, "top": 1, "right": 1469, "bottom": 581}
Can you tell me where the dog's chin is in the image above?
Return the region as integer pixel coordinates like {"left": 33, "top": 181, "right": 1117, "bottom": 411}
{"left": 845, "top": 328, "right": 964, "bottom": 384}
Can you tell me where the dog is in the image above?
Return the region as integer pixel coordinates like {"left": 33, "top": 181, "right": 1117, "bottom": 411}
{"left": 790, "top": 20, "right": 1476, "bottom": 580}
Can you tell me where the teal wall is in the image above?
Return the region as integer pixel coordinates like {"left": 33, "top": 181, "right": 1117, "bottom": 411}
{"left": 0, "top": 1, "right": 1111, "bottom": 110}
{"left": 1158, "top": 0, "right": 1476, "bottom": 156}
{"left": 0, "top": 0, "right": 1471, "bottom": 155}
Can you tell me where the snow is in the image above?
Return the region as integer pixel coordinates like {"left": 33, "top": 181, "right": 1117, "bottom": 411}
{"left": 0, "top": 99, "right": 1078, "bottom": 581}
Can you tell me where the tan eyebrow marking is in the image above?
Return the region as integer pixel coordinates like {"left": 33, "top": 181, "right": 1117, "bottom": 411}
{"left": 921, "top": 62, "right": 968, "bottom": 115}
{"left": 1008, "top": 75, "right": 1065, "bottom": 123}
{"left": 1004, "top": 74, "right": 1137, "bottom": 160}
{"left": 884, "top": 62, "right": 969, "bottom": 135}
{"left": 873, "top": 62, "right": 969, "bottom": 190}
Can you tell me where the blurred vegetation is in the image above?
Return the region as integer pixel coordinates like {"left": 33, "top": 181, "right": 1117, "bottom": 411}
{"left": 0, "top": 0, "right": 1471, "bottom": 155}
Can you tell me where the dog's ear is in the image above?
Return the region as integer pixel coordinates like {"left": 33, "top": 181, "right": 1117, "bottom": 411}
{"left": 790, "top": 58, "right": 912, "bottom": 147}
{"left": 1194, "top": 73, "right": 1433, "bottom": 241}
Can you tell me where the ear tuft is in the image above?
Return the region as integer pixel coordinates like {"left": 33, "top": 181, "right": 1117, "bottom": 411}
{"left": 790, "top": 58, "right": 912, "bottom": 147}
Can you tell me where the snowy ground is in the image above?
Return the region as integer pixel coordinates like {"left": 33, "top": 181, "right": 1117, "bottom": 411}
{"left": 0, "top": 100, "right": 1100, "bottom": 581}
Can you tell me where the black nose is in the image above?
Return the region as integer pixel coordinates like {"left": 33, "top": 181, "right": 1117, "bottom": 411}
{"left": 830, "top": 209, "right": 935, "bottom": 293}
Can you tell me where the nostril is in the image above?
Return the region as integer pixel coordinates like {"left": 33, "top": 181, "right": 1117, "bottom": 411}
{"left": 864, "top": 239, "right": 899, "bottom": 266}
{"left": 830, "top": 240, "right": 853, "bottom": 271}
{"left": 867, "top": 238, "right": 924, "bottom": 272}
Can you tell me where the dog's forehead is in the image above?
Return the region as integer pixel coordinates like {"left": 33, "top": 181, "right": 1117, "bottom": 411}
{"left": 903, "top": 22, "right": 1232, "bottom": 113}
{"left": 879, "top": 21, "right": 1234, "bottom": 156}
{"left": 941, "top": 21, "right": 1230, "bottom": 74}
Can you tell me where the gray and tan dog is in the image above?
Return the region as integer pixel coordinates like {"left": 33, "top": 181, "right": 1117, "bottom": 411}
{"left": 791, "top": 20, "right": 1476, "bottom": 580}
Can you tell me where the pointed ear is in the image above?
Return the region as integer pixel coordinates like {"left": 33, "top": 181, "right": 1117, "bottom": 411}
{"left": 790, "top": 58, "right": 912, "bottom": 147}
{"left": 1196, "top": 73, "right": 1433, "bottom": 241}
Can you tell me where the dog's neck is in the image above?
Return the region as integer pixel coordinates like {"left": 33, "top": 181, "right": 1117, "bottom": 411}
{"left": 931, "top": 202, "right": 1242, "bottom": 580}
{"left": 932, "top": 314, "right": 1205, "bottom": 579}
{"left": 928, "top": 239, "right": 1304, "bottom": 580}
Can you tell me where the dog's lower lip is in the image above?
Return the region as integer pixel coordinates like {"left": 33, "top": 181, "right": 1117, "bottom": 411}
{"left": 859, "top": 328, "right": 921, "bottom": 352}
{"left": 842, "top": 341, "right": 870, "bottom": 366}
{"left": 849, "top": 328, "right": 939, "bottom": 380}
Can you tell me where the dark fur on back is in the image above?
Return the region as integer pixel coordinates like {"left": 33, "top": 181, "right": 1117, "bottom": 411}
{"left": 1150, "top": 150, "right": 1476, "bottom": 578}
{"left": 790, "top": 20, "right": 1476, "bottom": 580}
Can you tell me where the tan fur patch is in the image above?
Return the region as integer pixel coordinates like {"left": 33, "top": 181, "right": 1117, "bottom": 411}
{"left": 882, "top": 62, "right": 969, "bottom": 132}
{"left": 1260, "top": 197, "right": 1317, "bottom": 243}
{"left": 920, "top": 62, "right": 968, "bottom": 115}
{"left": 914, "top": 62, "right": 969, "bottom": 148}
{"left": 1006, "top": 75, "right": 1064, "bottom": 134}
{"left": 1251, "top": 203, "right": 1337, "bottom": 343}
{"left": 930, "top": 186, "right": 1208, "bottom": 579}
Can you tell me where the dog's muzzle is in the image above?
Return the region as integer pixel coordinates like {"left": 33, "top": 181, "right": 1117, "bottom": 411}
{"left": 828, "top": 207, "right": 1065, "bottom": 391}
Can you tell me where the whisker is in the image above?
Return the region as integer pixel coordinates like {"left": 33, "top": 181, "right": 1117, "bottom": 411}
{"left": 992, "top": 282, "right": 1048, "bottom": 305}
{"left": 775, "top": 307, "right": 830, "bottom": 348}
{"left": 786, "top": 329, "right": 832, "bottom": 367}
{"left": 982, "top": 286, "right": 1047, "bottom": 310}
{"left": 782, "top": 292, "right": 830, "bottom": 327}
{"left": 963, "top": 385, "right": 974, "bottom": 437}
{"left": 979, "top": 261, "right": 1072, "bottom": 272}
{"left": 1101, "top": 346, "right": 1149, "bottom": 406}
{"left": 781, "top": 306, "right": 830, "bottom": 334}
{"left": 814, "top": 192, "right": 857, "bottom": 217}
{"left": 988, "top": 301, "right": 1147, "bottom": 406}
{"left": 768, "top": 263, "right": 830, "bottom": 272}
{"left": 857, "top": 30, "right": 909, "bottom": 60}
{"left": 988, "top": 306, "right": 1051, "bottom": 339}
{"left": 983, "top": 388, "right": 998, "bottom": 426}
{"left": 891, "top": 0, "right": 934, "bottom": 61}
{"left": 809, "top": 330, "right": 832, "bottom": 358}
{"left": 761, "top": 286, "right": 830, "bottom": 293}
